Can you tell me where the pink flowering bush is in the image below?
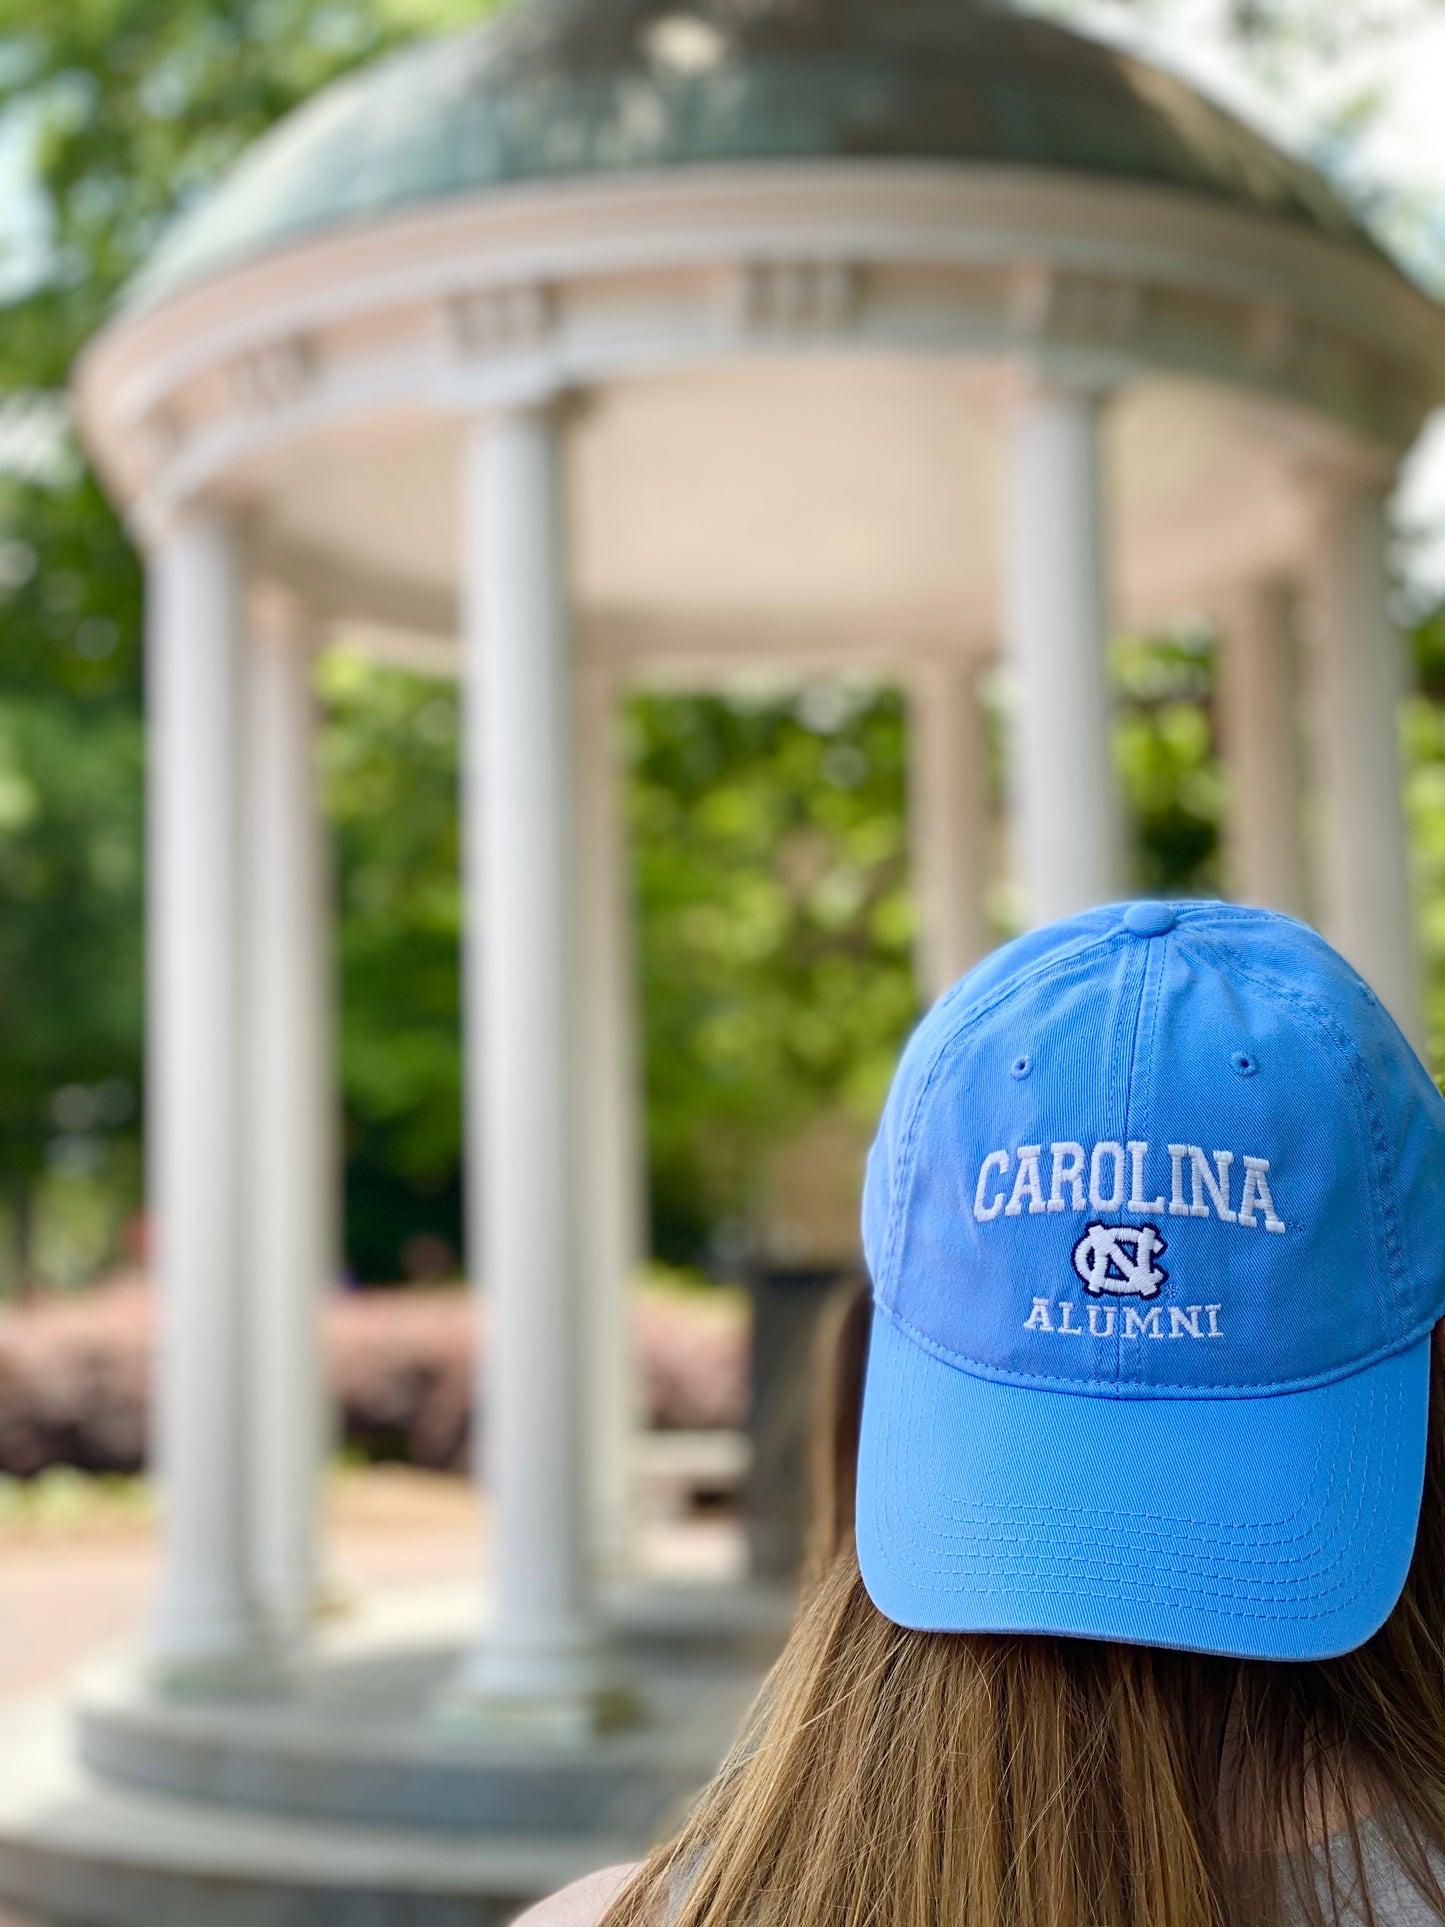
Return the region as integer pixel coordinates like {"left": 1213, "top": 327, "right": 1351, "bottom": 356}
{"left": 0, "top": 1276, "right": 749, "bottom": 1476}
{"left": 633, "top": 1286, "right": 749, "bottom": 1432}
{"left": 329, "top": 1285, "right": 476, "bottom": 1470}
{"left": 0, "top": 1278, "right": 150, "bottom": 1476}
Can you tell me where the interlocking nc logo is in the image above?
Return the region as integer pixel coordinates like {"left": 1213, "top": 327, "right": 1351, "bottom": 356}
{"left": 1071, "top": 1223, "right": 1168, "bottom": 1300}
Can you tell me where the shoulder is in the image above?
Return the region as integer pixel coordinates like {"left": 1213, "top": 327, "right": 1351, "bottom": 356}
{"left": 511, "top": 1864, "right": 644, "bottom": 1927}
{"left": 1287, "top": 1812, "right": 1445, "bottom": 1927}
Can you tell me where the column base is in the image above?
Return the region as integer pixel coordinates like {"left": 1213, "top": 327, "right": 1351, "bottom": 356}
{"left": 147, "top": 1645, "right": 289, "bottom": 1704}
{"left": 146, "top": 1602, "right": 288, "bottom": 1702}
{"left": 256, "top": 1564, "right": 351, "bottom": 1654}
{"left": 432, "top": 1641, "right": 639, "bottom": 1746}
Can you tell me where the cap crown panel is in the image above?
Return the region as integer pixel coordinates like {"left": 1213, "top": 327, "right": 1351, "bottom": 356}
{"left": 863, "top": 903, "right": 1445, "bottom": 1402}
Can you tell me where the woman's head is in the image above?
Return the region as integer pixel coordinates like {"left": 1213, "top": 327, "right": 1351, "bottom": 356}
{"left": 853, "top": 903, "right": 1445, "bottom": 1662}
{"left": 604, "top": 906, "right": 1445, "bottom": 1926}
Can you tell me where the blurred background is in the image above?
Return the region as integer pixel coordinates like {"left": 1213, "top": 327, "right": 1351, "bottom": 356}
{"left": 2, "top": 0, "right": 1445, "bottom": 1919}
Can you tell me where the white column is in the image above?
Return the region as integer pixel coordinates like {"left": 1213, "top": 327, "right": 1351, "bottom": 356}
{"left": 575, "top": 667, "right": 645, "bottom": 1578}
{"left": 146, "top": 511, "right": 272, "bottom": 1692}
{"left": 907, "top": 657, "right": 990, "bottom": 1002}
{"left": 1218, "top": 580, "right": 1308, "bottom": 920}
{"left": 246, "top": 582, "right": 335, "bottom": 1648}
{"left": 1310, "top": 472, "right": 1421, "bottom": 1047}
{"left": 1004, "top": 375, "right": 1123, "bottom": 925}
{"left": 445, "top": 400, "right": 625, "bottom": 1738}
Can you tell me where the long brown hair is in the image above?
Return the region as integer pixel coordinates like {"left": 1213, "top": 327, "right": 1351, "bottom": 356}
{"left": 603, "top": 1299, "right": 1445, "bottom": 1927}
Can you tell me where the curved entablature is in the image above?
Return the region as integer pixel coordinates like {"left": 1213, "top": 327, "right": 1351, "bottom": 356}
{"left": 75, "top": 163, "right": 1445, "bottom": 547}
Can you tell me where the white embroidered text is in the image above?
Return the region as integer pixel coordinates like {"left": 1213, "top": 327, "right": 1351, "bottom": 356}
{"left": 1023, "top": 1298, "right": 1224, "bottom": 1339}
{"left": 974, "top": 1140, "right": 1284, "bottom": 1232}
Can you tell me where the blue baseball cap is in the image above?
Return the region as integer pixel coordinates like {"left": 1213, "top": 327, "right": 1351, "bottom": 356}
{"left": 856, "top": 901, "right": 1445, "bottom": 1661}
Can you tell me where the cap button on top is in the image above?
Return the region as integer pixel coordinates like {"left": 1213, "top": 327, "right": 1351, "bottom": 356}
{"left": 1123, "top": 901, "right": 1177, "bottom": 938}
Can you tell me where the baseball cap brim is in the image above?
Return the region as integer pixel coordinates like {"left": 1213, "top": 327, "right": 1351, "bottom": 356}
{"left": 856, "top": 1306, "right": 1430, "bottom": 1662}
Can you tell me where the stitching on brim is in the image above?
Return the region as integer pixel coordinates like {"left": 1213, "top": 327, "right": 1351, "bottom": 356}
{"left": 864, "top": 1328, "right": 1412, "bottom": 1625}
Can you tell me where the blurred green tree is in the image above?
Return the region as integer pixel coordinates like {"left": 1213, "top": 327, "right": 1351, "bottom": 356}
{"left": 0, "top": 0, "right": 480, "bottom": 377}
{"left": 0, "top": 452, "right": 144, "bottom": 1285}
{"left": 318, "top": 653, "right": 465, "bottom": 1281}
{"left": 1114, "top": 625, "right": 1226, "bottom": 901}
{"left": 0, "top": 0, "right": 480, "bottom": 1284}
{"left": 631, "top": 688, "right": 917, "bottom": 1259}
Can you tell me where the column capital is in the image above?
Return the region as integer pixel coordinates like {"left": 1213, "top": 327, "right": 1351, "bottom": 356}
{"left": 1007, "top": 265, "right": 1147, "bottom": 400}
{"left": 1005, "top": 356, "right": 1123, "bottom": 416}
{"left": 473, "top": 384, "right": 595, "bottom": 434}
{"left": 135, "top": 489, "right": 264, "bottom": 568}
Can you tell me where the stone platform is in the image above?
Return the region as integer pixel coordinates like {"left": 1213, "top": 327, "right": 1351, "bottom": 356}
{"left": 0, "top": 1580, "right": 790, "bottom": 1927}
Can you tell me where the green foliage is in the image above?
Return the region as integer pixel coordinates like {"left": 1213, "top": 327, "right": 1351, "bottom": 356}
{"left": 629, "top": 687, "right": 917, "bottom": 1258}
{"left": 0, "top": 0, "right": 482, "bottom": 362}
{"left": 1414, "top": 604, "right": 1445, "bottom": 702}
{"left": 0, "top": 1465, "right": 150, "bottom": 1530}
{"left": 0, "top": 456, "right": 144, "bottom": 1281}
{"left": 0, "top": 0, "right": 486, "bottom": 1284}
{"left": 310, "top": 640, "right": 1232, "bottom": 1272}
{"left": 318, "top": 653, "right": 463, "bottom": 1280}
{"left": 0, "top": 688, "right": 142, "bottom": 1157}
{"left": 1113, "top": 626, "right": 1226, "bottom": 898}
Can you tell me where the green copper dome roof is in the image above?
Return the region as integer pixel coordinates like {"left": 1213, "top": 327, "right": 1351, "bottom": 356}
{"left": 131, "top": 0, "right": 1372, "bottom": 307}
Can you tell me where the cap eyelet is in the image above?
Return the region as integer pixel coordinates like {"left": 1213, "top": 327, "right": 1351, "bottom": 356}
{"left": 1010, "top": 1055, "right": 1032, "bottom": 1080}
{"left": 1230, "top": 1050, "right": 1259, "bottom": 1079}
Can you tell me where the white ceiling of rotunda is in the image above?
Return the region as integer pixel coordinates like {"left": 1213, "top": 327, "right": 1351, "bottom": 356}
{"left": 251, "top": 355, "right": 1350, "bottom": 668}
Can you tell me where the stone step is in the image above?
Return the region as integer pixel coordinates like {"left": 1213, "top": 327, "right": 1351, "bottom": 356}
{"left": 0, "top": 1581, "right": 792, "bottom": 1927}
{"left": 0, "top": 1698, "right": 637, "bottom": 1927}
{"left": 73, "top": 1579, "right": 788, "bottom": 1838}
{"left": 75, "top": 1655, "right": 740, "bottom": 1839}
